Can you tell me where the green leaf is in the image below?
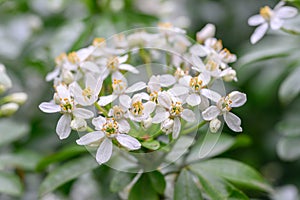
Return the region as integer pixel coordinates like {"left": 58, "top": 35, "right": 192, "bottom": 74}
{"left": 190, "top": 158, "right": 272, "bottom": 193}
{"left": 128, "top": 174, "right": 159, "bottom": 200}
{"left": 0, "top": 172, "right": 22, "bottom": 197}
{"left": 0, "top": 150, "right": 42, "bottom": 171}
{"left": 186, "top": 133, "right": 236, "bottom": 163}
{"left": 191, "top": 168, "right": 249, "bottom": 200}
{"left": 0, "top": 119, "right": 29, "bottom": 147}
{"left": 141, "top": 140, "right": 160, "bottom": 150}
{"left": 147, "top": 171, "right": 166, "bottom": 195}
{"left": 110, "top": 171, "right": 135, "bottom": 193}
{"left": 36, "top": 145, "right": 87, "bottom": 171}
{"left": 39, "top": 155, "right": 99, "bottom": 197}
{"left": 174, "top": 169, "right": 203, "bottom": 200}
{"left": 279, "top": 66, "right": 300, "bottom": 105}
{"left": 277, "top": 136, "right": 300, "bottom": 161}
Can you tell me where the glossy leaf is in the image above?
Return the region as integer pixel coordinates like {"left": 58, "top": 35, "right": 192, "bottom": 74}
{"left": 148, "top": 170, "right": 166, "bottom": 195}
{"left": 128, "top": 174, "right": 159, "bottom": 200}
{"left": 190, "top": 158, "right": 272, "bottom": 193}
{"left": 110, "top": 171, "right": 135, "bottom": 192}
{"left": 141, "top": 140, "right": 160, "bottom": 150}
{"left": 0, "top": 172, "right": 22, "bottom": 197}
{"left": 0, "top": 119, "right": 29, "bottom": 147}
{"left": 174, "top": 169, "right": 203, "bottom": 200}
{"left": 39, "top": 155, "right": 99, "bottom": 197}
{"left": 191, "top": 167, "right": 249, "bottom": 200}
{"left": 279, "top": 66, "right": 300, "bottom": 105}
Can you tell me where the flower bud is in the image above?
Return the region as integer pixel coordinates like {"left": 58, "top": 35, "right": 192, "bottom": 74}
{"left": 161, "top": 118, "right": 174, "bottom": 134}
{"left": 71, "top": 118, "right": 87, "bottom": 132}
{"left": 0, "top": 64, "right": 12, "bottom": 93}
{"left": 5, "top": 92, "right": 28, "bottom": 105}
{"left": 196, "top": 24, "right": 216, "bottom": 44}
{"left": 0, "top": 103, "right": 19, "bottom": 117}
{"left": 53, "top": 92, "right": 60, "bottom": 104}
{"left": 209, "top": 118, "right": 221, "bottom": 133}
{"left": 141, "top": 117, "right": 152, "bottom": 129}
{"left": 222, "top": 69, "right": 237, "bottom": 82}
{"left": 62, "top": 70, "right": 74, "bottom": 84}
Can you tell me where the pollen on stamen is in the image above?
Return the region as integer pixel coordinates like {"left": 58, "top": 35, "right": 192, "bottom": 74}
{"left": 260, "top": 6, "right": 272, "bottom": 21}
{"left": 67, "top": 52, "right": 80, "bottom": 64}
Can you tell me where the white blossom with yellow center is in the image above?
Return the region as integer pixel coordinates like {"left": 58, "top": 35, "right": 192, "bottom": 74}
{"left": 76, "top": 116, "right": 140, "bottom": 164}
{"left": 248, "top": 1, "right": 298, "bottom": 44}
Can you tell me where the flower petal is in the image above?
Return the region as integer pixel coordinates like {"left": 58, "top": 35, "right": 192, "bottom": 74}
{"left": 73, "top": 108, "right": 94, "bottom": 119}
{"left": 118, "top": 119, "right": 130, "bottom": 133}
{"left": 270, "top": 17, "right": 284, "bottom": 30}
{"left": 202, "top": 106, "right": 220, "bottom": 121}
{"left": 76, "top": 131, "right": 105, "bottom": 145}
{"left": 158, "top": 92, "right": 172, "bottom": 108}
{"left": 116, "top": 134, "right": 141, "bottom": 150}
{"left": 98, "top": 94, "right": 118, "bottom": 106}
{"left": 181, "top": 109, "right": 196, "bottom": 122}
{"left": 189, "top": 44, "right": 207, "bottom": 57}
{"left": 152, "top": 111, "right": 170, "bottom": 123}
{"left": 80, "top": 61, "right": 100, "bottom": 73}
{"left": 39, "top": 102, "right": 61, "bottom": 113}
{"left": 143, "top": 101, "right": 156, "bottom": 116}
{"left": 56, "top": 114, "right": 72, "bottom": 139}
{"left": 224, "top": 112, "right": 242, "bottom": 132}
{"left": 248, "top": 15, "right": 265, "bottom": 26}
{"left": 119, "top": 64, "right": 139, "bottom": 74}
{"left": 168, "top": 86, "right": 189, "bottom": 96}
{"left": 96, "top": 138, "right": 113, "bottom": 164}
{"left": 159, "top": 74, "right": 176, "bottom": 87}
{"left": 125, "top": 81, "right": 146, "bottom": 93}
{"left": 172, "top": 117, "right": 181, "bottom": 139}
{"left": 250, "top": 23, "right": 268, "bottom": 44}
{"left": 186, "top": 94, "right": 201, "bottom": 106}
{"left": 201, "top": 88, "right": 222, "bottom": 102}
{"left": 276, "top": 6, "right": 298, "bottom": 18}
{"left": 119, "top": 94, "right": 131, "bottom": 108}
{"left": 92, "top": 116, "right": 106, "bottom": 129}
{"left": 228, "top": 91, "right": 247, "bottom": 107}
{"left": 118, "top": 54, "right": 128, "bottom": 64}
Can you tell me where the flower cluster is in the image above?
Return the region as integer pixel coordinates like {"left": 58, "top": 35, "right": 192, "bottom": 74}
{"left": 39, "top": 23, "right": 246, "bottom": 164}
{"left": 0, "top": 64, "right": 27, "bottom": 117}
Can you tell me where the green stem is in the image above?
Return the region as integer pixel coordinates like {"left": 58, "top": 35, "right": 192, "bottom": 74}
{"left": 139, "top": 49, "right": 152, "bottom": 77}
{"left": 281, "top": 27, "right": 300, "bottom": 35}
{"left": 182, "top": 120, "right": 207, "bottom": 135}
{"left": 94, "top": 102, "right": 108, "bottom": 116}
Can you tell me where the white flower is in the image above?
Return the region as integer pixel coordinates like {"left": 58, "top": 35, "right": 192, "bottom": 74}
{"left": 76, "top": 116, "right": 141, "bottom": 164}
{"left": 98, "top": 54, "right": 139, "bottom": 80}
{"left": 4, "top": 92, "right": 28, "bottom": 105}
{"left": 70, "top": 117, "right": 87, "bottom": 132}
{"left": 123, "top": 93, "right": 156, "bottom": 122}
{"left": 71, "top": 73, "right": 103, "bottom": 106}
{"left": 196, "top": 23, "right": 216, "bottom": 43}
{"left": 39, "top": 84, "right": 94, "bottom": 139}
{"left": 176, "top": 73, "right": 218, "bottom": 108}
{"left": 202, "top": 91, "right": 247, "bottom": 132}
{"left": 0, "top": 64, "right": 12, "bottom": 93}
{"left": 152, "top": 91, "right": 195, "bottom": 139}
{"left": 248, "top": 1, "right": 298, "bottom": 44}
{"left": 0, "top": 103, "right": 19, "bottom": 117}
{"left": 98, "top": 74, "right": 147, "bottom": 107}
{"left": 108, "top": 105, "right": 131, "bottom": 132}
{"left": 209, "top": 118, "right": 221, "bottom": 133}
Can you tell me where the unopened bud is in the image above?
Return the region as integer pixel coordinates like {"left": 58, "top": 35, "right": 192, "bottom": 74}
{"left": 196, "top": 24, "right": 216, "bottom": 44}
{"left": 209, "top": 118, "right": 221, "bottom": 133}
{"left": 5, "top": 92, "right": 27, "bottom": 105}
{"left": 161, "top": 118, "right": 174, "bottom": 134}
{"left": 0, "top": 64, "right": 12, "bottom": 93}
{"left": 71, "top": 118, "right": 87, "bottom": 132}
{"left": 0, "top": 103, "right": 19, "bottom": 117}
{"left": 142, "top": 117, "right": 152, "bottom": 129}
{"left": 222, "top": 69, "right": 237, "bottom": 82}
{"left": 62, "top": 70, "right": 74, "bottom": 84}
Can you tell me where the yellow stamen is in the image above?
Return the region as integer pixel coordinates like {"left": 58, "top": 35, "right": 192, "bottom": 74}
{"left": 170, "top": 102, "right": 183, "bottom": 116}
{"left": 189, "top": 77, "right": 203, "bottom": 91}
{"left": 67, "top": 52, "right": 80, "bottom": 64}
{"left": 260, "top": 6, "right": 272, "bottom": 21}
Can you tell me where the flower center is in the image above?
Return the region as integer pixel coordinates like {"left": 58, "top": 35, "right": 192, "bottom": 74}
{"left": 205, "top": 60, "right": 218, "bottom": 71}
{"left": 174, "top": 68, "right": 187, "bottom": 80}
{"left": 260, "top": 6, "right": 272, "bottom": 21}
{"left": 189, "top": 77, "right": 203, "bottom": 92}
{"left": 55, "top": 52, "right": 67, "bottom": 65}
{"left": 60, "top": 98, "right": 74, "bottom": 113}
{"left": 93, "top": 37, "right": 106, "bottom": 46}
{"left": 107, "top": 56, "right": 119, "bottom": 72}
{"left": 150, "top": 91, "right": 159, "bottom": 104}
{"left": 131, "top": 101, "right": 144, "bottom": 116}
{"left": 82, "top": 87, "right": 92, "bottom": 100}
{"left": 158, "top": 22, "right": 173, "bottom": 29}
{"left": 170, "top": 102, "right": 183, "bottom": 116}
{"left": 218, "top": 96, "right": 232, "bottom": 112}
{"left": 67, "top": 52, "right": 80, "bottom": 64}
{"left": 211, "top": 39, "right": 223, "bottom": 52}
{"left": 102, "top": 118, "right": 119, "bottom": 136}
{"left": 112, "top": 79, "right": 126, "bottom": 94}
{"left": 111, "top": 105, "right": 125, "bottom": 120}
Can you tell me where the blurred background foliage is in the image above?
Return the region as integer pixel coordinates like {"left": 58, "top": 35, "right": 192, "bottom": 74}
{"left": 1, "top": 0, "right": 300, "bottom": 199}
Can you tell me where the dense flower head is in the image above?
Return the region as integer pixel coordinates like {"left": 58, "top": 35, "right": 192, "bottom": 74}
{"left": 39, "top": 23, "right": 247, "bottom": 164}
